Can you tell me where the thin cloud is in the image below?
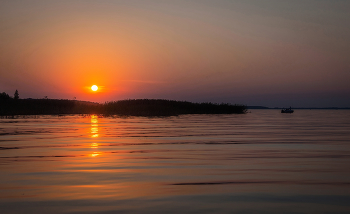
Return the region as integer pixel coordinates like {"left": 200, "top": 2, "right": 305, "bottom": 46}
{"left": 120, "top": 80, "right": 167, "bottom": 84}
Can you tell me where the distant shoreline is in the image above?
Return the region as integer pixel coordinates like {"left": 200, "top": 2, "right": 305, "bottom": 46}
{"left": 0, "top": 99, "right": 247, "bottom": 116}
{"left": 247, "top": 106, "right": 350, "bottom": 110}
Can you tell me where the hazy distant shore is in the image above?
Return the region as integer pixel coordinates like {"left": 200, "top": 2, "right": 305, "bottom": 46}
{"left": 246, "top": 106, "right": 350, "bottom": 110}
{"left": 0, "top": 99, "right": 246, "bottom": 116}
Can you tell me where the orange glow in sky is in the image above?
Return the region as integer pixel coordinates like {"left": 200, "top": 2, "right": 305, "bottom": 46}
{"left": 0, "top": 1, "right": 349, "bottom": 107}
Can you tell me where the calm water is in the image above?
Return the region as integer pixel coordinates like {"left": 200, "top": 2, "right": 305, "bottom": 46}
{"left": 1, "top": 110, "right": 350, "bottom": 214}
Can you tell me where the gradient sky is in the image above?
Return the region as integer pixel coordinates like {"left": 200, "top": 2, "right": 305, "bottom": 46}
{"left": 1, "top": 0, "right": 349, "bottom": 107}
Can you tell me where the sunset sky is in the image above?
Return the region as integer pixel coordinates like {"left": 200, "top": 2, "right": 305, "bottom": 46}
{"left": 1, "top": 0, "right": 349, "bottom": 107}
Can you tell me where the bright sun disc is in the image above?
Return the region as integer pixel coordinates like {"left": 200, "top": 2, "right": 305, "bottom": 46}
{"left": 91, "top": 85, "right": 98, "bottom": 91}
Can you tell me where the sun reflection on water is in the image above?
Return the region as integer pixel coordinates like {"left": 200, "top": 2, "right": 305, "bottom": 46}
{"left": 90, "top": 115, "right": 100, "bottom": 156}
{"left": 90, "top": 152, "right": 101, "bottom": 157}
{"left": 90, "top": 115, "right": 99, "bottom": 138}
{"left": 91, "top": 143, "right": 98, "bottom": 149}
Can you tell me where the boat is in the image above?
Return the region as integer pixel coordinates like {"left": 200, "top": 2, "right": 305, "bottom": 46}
{"left": 281, "top": 107, "right": 294, "bottom": 113}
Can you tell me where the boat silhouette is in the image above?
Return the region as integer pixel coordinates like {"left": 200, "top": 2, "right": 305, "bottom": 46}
{"left": 281, "top": 107, "right": 294, "bottom": 113}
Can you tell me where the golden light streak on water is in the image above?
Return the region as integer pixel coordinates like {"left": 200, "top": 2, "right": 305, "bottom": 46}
{"left": 90, "top": 152, "right": 101, "bottom": 157}
{"left": 90, "top": 143, "right": 99, "bottom": 149}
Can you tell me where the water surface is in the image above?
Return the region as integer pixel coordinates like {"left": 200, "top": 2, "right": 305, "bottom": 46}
{"left": 1, "top": 110, "right": 350, "bottom": 213}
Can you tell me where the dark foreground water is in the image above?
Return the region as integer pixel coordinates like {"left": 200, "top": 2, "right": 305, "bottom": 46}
{"left": 1, "top": 110, "right": 350, "bottom": 214}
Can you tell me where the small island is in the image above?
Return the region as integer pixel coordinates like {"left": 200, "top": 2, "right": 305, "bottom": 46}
{"left": 0, "top": 93, "right": 246, "bottom": 116}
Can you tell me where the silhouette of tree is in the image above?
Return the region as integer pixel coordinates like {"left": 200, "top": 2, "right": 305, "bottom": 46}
{"left": 14, "top": 90, "right": 19, "bottom": 99}
{"left": 0, "top": 92, "right": 11, "bottom": 100}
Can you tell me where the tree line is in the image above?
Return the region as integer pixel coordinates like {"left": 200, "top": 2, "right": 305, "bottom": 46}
{"left": 0, "top": 90, "right": 19, "bottom": 100}
{"left": 0, "top": 92, "right": 246, "bottom": 116}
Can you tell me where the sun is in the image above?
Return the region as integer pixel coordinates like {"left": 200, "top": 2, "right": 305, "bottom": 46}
{"left": 91, "top": 85, "right": 98, "bottom": 91}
